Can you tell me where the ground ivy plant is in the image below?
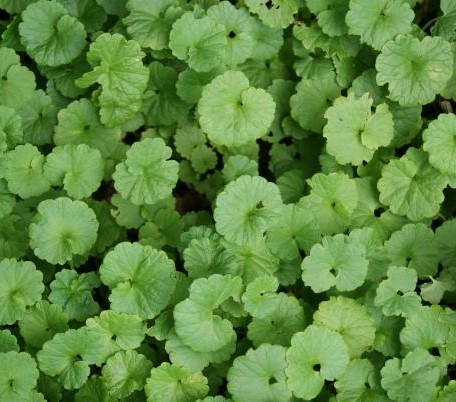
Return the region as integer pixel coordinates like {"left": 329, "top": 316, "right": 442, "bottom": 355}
{"left": 0, "top": 0, "right": 456, "bottom": 401}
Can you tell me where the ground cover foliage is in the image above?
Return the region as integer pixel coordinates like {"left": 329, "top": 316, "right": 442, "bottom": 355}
{"left": 0, "top": 0, "right": 456, "bottom": 401}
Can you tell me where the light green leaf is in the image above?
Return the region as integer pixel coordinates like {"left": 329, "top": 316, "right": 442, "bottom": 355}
{"left": 227, "top": 344, "right": 291, "bottom": 402}
{"left": 214, "top": 175, "right": 283, "bottom": 246}
{"left": 169, "top": 12, "right": 227, "bottom": 72}
{"left": 29, "top": 197, "right": 99, "bottom": 265}
{"left": 113, "top": 138, "right": 179, "bottom": 206}
{"left": 346, "top": 0, "right": 414, "bottom": 50}
{"left": 376, "top": 35, "right": 453, "bottom": 106}
{"left": 76, "top": 33, "right": 149, "bottom": 127}
{"left": 377, "top": 148, "right": 448, "bottom": 221}
{"left": 301, "top": 234, "right": 368, "bottom": 293}
{"left": 286, "top": 325, "right": 350, "bottom": 400}
{"left": 145, "top": 363, "right": 209, "bottom": 402}
{"left": 100, "top": 242, "right": 177, "bottom": 319}
{"left": 0, "top": 258, "right": 44, "bottom": 325}
{"left": 323, "top": 93, "right": 394, "bottom": 166}
{"left": 198, "top": 70, "right": 275, "bottom": 147}
{"left": 174, "top": 274, "right": 243, "bottom": 353}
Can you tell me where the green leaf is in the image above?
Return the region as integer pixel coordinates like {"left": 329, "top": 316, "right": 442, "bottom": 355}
{"left": 298, "top": 172, "right": 358, "bottom": 235}
{"left": 0, "top": 47, "right": 36, "bottom": 109}
{"left": 44, "top": 144, "right": 104, "bottom": 199}
{"left": 165, "top": 329, "right": 236, "bottom": 372}
{"left": 432, "top": 0, "right": 456, "bottom": 41}
{"left": 377, "top": 148, "right": 449, "bottom": 221}
{"left": 183, "top": 237, "right": 240, "bottom": 279}
{"left": 244, "top": 0, "right": 299, "bottom": 28}
{"left": 145, "top": 363, "right": 209, "bottom": 402}
{"left": 266, "top": 204, "right": 320, "bottom": 259}
{"left": 19, "top": 300, "right": 69, "bottom": 349}
{"left": 307, "top": 0, "right": 349, "bottom": 37}
{"left": 323, "top": 93, "right": 394, "bottom": 166}
{"left": 29, "top": 197, "right": 99, "bottom": 265}
{"left": 54, "top": 99, "right": 121, "bottom": 159}
{"left": 301, "top": 233, "right": 368, "bottom": 293}
{"left": 198, "top": 70, "right": 276, "bottom": 147}
{"left": 207, "top": 1, "right": 255, "bottom": 66}
{"left": 19, "top": 90, "right": 57, "bottom": 145}
{"left": 113, "top": 138, "right": 179, "bottom": 206}
{"left": 142, "top": 62, "right": 190, "bottom": 126}
{"left": 374, "top": 266, "right": 421, "bottom": 317}
{"left": 400, "top": 306, "right": 450, "bottom": 356}
{"left": 247, "top": 293, "right": 305, "bottom": 347}
{"left": 376, "top": 35, "right": 453, "bottom": 106}
{"left": 19, "top": 0, "right": 87, "bottom": 66}
{"left": 86, "top": 310, "right": 146, "bottom": 352}
{"left": 48, "top": 269, "right": 100, "bottom": 322}
{"left": 384, "top": 223, "right": 439, "bottom": 278}
{"left": 56, "top": 0, "right": 107, "bottom": 33}
{"left": 0, "top": 351, "right": 39, "bottom": 401}
{"left": 0, "top": 105, "right": 23, "bottom": 150}
{"left": 346, "top": 0, "right": 414, "bottom": 50}
{"left": 76, "top": 33, "right": 149, "bottom": 127}
{"left": 0, "top": 258, "right": 44, "bottom": 325}
{"left": 174, "top": 274, "right": 243, "bottom": 353}
{"left": 290, "top": 71, "right": 342, "bottom": 133}
{"left": 101, "top": 350, "right": 152, "bottom": 399}
{"left": 227, "top": 344, "right": 291, "bottom": 402}
{"left": 241, "top": 275, "right": 279, "bottom": 318}
{"left": 0, "top": 329, "right": 19, "bottom": 353}
{"left": 37, "top": 328, "right": 105, "bottom": 390}
{"left": 286, "top": 325, "right": 350, "bottom": 400}
{"left": 422, "top": 113, "right": 456, "bottom": 176}
{"left": 169, "top": 12, "right": 227, "bottom": 72}
{"left": 214, "top": 175, "right": 283, "bottom": 245}
{"left": 100, "top": 242, "right": 177, "bottom": 319}
{"left": 313, "top": 296, "right": 376, "bottom": 358}
{"left": 3, "top": 144, "right": 51, "bottom": 199}
{"left": 380, "top": 349, "right": 440, "bottom": 402}
{"left": 124, "top": 0, "right": 183, "bottom": 51}
{"left": 335, "top": 359, "right": 389, "bottom": 401}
